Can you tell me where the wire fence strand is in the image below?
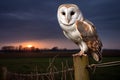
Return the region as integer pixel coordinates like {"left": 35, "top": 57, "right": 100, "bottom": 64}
{"left": 87, "top": 60, "right": 120, "bottom": 73}
{"left": 88, "top": 61, "right": 120, "bottom": 68}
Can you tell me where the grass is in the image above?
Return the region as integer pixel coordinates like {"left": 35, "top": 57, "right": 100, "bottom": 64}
{"left": 91, "top": 57, "right": 120, "bottom": 80}
{"left": 0, "top": 56, "right": 120, "bottom": 80}
{"left": 0, "top": 57, "right": 73, "bottom": 73}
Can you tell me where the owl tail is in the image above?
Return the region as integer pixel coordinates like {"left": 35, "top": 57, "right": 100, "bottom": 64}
{"left": 91, "top": 52, "right": 102, "bottom": 62}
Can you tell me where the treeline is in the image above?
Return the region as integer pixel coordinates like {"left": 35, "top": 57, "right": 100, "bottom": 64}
{"left": 1, "top": 46, "right": 64, "bottom": 52}
{"left": 102, "top": 49, "right": 120, "bottom": 56}
{"left": 0, "top": 49, "right": 79, "bottom": 58}
{"left": 0, "top": 46, "right": 79, "bottom": 54}
{"left": 0, "top": 49, "right": 120, "bottom": 58}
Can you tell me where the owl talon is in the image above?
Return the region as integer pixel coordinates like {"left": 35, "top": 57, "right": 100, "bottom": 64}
{"left": 72, "top": 51, "right": 87, "bottom": 57}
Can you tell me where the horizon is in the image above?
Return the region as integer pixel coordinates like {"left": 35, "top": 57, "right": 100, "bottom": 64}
{"left": 1, "top": 43, "right": 120, "bottom": 50}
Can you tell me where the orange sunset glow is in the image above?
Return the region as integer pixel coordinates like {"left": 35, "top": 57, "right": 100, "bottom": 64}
{"left": 27, "top": 44, "right": 33, "bottom": 48}
{"left": 1, "top": 41, "right": 46, "bottom": 49}
{"left": 21, "top": 41, "right": 44, "bottom": 48}
{"left": 0, "top": 39, "right": 78, "bottom": 49}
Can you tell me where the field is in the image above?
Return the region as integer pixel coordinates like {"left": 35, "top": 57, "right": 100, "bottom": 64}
{"left": 0, "top": 56, "right": 120, "bottom": 80}
{"left": 0, "top": 57, "right": 73, "bottom": 73}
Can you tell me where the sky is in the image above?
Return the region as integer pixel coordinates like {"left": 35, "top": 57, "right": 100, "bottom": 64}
{"left": 0, "top": 0, "right": 120, "bottom": 49}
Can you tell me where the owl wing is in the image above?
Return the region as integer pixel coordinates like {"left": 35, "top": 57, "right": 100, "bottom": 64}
{"left": 76, "top": 19, "right": 102, "bottom": 62}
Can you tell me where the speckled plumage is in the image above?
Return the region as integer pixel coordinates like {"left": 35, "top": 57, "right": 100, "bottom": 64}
{"left": 57, "top": 4, "right": 102, "bottom": 62}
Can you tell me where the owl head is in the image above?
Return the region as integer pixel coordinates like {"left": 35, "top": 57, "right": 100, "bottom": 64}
{"left": 57, "top": 4, "right": 84, "bottom": 26}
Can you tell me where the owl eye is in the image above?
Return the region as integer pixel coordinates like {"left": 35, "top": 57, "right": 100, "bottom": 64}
{"left": 70, "top": 11, "right": 75, "bottom": 16}
{"left": 61, "top": 12, "right": 65, "bottom": 15}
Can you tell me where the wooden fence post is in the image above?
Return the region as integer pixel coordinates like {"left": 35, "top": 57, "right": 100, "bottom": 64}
{"left": 73, "top": 56, "right": 90, "bottom": 80}
{"left": 2, "top": 67, "right": 7, "bottom": 80}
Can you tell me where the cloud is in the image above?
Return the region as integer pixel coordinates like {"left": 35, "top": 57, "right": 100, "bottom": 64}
{"left": 0, "top": 0, "right": 120, "bottom": 49}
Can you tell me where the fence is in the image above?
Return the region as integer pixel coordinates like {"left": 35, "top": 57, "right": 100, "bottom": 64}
{"left": 1, "top": 56, "right": 120, "bottom": 80}
{"left": 2, "top": 67, "right": 74, "bottom": 80}
{"left": 1, "top": 56, "right": 74, "bottom": 80}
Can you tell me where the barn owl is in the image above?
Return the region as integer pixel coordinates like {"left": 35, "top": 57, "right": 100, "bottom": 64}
{"left": 57, "top": 4, "right": 102, "bottom": 62}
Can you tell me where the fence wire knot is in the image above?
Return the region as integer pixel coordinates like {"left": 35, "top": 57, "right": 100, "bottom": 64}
{"left": 87, "top": 64, "right": 97, "bottom": 73}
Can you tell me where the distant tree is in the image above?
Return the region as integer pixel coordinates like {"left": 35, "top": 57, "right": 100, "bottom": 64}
{"left": 51, "top": 46, "right": 59, "bottom": 50}
{"left": 1, "top": 46, "right": 16, "bottom": 50}
{"left": 18, "top": 45, "right": 22, "bottom": 50}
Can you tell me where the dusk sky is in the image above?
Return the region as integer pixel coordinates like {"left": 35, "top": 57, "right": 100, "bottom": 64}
{"left": 0, "top": 0, "right": 120, "bottom": 49}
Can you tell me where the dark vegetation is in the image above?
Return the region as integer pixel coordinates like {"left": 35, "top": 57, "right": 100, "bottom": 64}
{"left": 0, "top": 49, "right": 120, "bottom": 80}
{"left": 0, "top": 49, "right": 120, "bottom": 58}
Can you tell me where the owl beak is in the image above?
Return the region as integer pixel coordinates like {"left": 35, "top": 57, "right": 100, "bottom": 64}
{"left": 66, "top": 16, "right": 71, "bottom": 24}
